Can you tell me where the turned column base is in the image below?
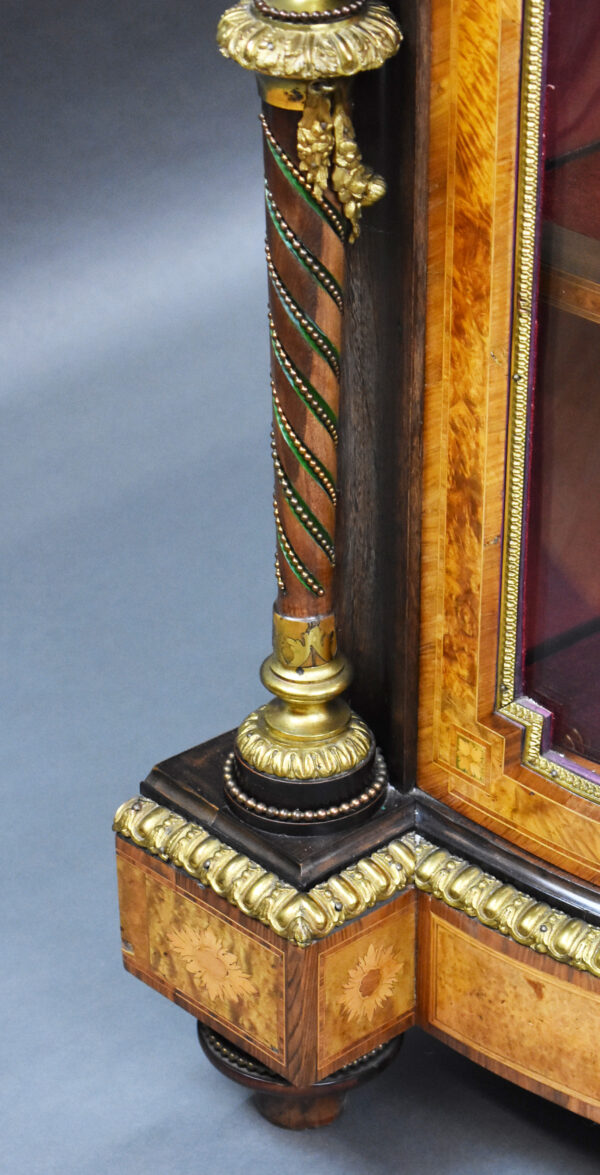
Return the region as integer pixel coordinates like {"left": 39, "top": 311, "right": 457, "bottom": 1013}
{"left": 197, "top": 1024, "right": 403, "bottom": 1130}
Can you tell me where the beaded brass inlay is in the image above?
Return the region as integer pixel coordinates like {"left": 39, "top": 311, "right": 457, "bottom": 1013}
{"left": 224, "top": 747, "right": 386, "bottom": 820}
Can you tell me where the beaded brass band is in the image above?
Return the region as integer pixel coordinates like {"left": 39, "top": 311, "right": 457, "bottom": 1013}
{"left": 253, "top": 0, "right": 366, "bottom": 22}
{"left": 225, "top": 746, "right": 387, "bottom": 833}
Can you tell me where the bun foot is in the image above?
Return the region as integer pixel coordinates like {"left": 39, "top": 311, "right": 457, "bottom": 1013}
{"left": 197, "top": 1023, "right": 403, "bottom": 1130}
{"left": 254, "top": 1089, "right": 344, "bottom": 1130}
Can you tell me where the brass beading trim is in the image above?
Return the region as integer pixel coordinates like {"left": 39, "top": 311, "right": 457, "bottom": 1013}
{"left": 224, "top": 747, "right": 387, "bottom": 819}
{"left": 114, "top": 797, "right": 600, "bottom": 973}
{"left": 253, "top": 1, "right": 366, "bottom": 25}
{"left": 496, "top": 0, "right": 600, "bottom": 804}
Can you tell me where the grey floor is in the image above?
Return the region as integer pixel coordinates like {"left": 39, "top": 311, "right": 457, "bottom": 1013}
{"left": 3, "top": 2, "right": 599, "bottom": 1172}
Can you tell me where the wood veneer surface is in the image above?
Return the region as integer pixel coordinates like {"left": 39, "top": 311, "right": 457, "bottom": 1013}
{"left": 418, "top": 896, "right": 600, "bottom": 1124}
{"left": 116, "top": 836, "right": 600, "bottom": 1120}
{"left": 417, "top": 0, "right": 600, "bottom": 881}
{"left": 116, "top": 837, "right": 416, "bottom": 1086}
{"left": 337, "top": 0, "right": 430, "bottom": 786}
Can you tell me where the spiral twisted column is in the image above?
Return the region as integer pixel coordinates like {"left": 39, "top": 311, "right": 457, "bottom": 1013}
{"left": 217, "top": 0, "right": 402, "bottom": 832}
{"left": 263, "top": 103, "right": 342, "bottom": 613}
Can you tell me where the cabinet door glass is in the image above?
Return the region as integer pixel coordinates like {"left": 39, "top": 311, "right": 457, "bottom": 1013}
{"left": 523, "top": 0, "right": 600, "bottom": 762}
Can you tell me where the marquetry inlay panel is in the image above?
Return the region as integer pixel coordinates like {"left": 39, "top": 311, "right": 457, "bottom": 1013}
{"left": 116, "top": 837, "right": 417, "bottom": 1085}
{"left": 317, "top": 892, "right": 416, "bottom": 1076}
{"left": 116, "top": 839, "right": 286, "bottom": 1067}
{"left": 116, "top": 830, "right": 600, "bottom": 1118}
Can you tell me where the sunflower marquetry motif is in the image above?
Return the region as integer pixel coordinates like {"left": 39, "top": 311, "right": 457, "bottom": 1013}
{"left": 317, "top": 897, "right": 416, "bottom": 1072}
{"left": 116, "top": 836, "right": 286, "bottom": 1066}
{"left": 167, "top": 925, "right": 258, "bottom": 1003}
{"left": 340, "top": 942, "right": 403, "bottom": 1024}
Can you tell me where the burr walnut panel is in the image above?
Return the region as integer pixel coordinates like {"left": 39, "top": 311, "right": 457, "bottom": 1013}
{"left": 418, "top": 898, "right": 600, "bottom": 1124}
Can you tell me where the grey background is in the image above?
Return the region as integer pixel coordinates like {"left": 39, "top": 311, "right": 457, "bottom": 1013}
{"left": 2, "top": 2, "right": 598, "bottom": 1171}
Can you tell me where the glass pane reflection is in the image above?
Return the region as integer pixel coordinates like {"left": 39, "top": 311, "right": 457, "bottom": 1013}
{"left": 523, "top": 0, "right": 600, "bottom": 761}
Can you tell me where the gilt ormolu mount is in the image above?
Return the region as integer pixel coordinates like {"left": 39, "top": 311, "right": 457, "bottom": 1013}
{"left": 114, "top": 0, "right": 600, "bottom": 1132}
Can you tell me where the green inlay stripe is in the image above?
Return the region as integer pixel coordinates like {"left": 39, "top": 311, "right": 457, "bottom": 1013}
{"left": 276, "top": 531, "right": 324, "bottom": 596}
{"left": 264, "top": 134, "right": 347, "bottom": 242}
{"left": 269, "top": 321, "right": 338, "bottom": 440}
{"left": 269, "top": 265, "right": 340, "bottom": 376}
{"left": 275, "top": 455, "right": 334, "bottom": 561}
{"left": 265, "top": 188, "right": 343, "bottom": 310}
{"left": 273, "top": 396, "right": 336, "bottom": 503}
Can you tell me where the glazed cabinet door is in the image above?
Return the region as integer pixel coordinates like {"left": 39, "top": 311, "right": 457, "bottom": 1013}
{"left": 417, "top": 0, "right": 600, "bottom": 885}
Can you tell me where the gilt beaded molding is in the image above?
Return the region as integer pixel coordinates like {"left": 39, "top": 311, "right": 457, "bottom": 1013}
{"left": 113, "top": 796, "right": 600, "bottom": 975}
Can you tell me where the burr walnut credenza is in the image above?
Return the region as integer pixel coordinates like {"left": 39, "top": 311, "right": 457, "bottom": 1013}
{"left": 113, "top": 0, "right": 600, "bottom": 1129}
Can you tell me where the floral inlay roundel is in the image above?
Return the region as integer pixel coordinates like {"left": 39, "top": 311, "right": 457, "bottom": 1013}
{"left": 167, "top": 925, "right": 257, "bottom": 1003}
{"left": 340, "top": 942, "right": 402, "bottom": 1023}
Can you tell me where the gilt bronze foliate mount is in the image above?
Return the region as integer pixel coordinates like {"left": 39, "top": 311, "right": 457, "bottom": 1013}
{"left": 217, "top": 0, "right": 401, "bottom": 832}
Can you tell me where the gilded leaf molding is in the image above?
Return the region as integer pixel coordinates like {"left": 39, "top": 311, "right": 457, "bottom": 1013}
{"left": 217, "top": 1, "right": 402, "bottom": 81}
{"left": 113, "top": 797, "right": 600, "bottom": 976}
{"left": 114, "top": 796, "right": 413, "bottom": 945}
{"left": 235, "top": 707, "right": 372, "bottom": 779}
